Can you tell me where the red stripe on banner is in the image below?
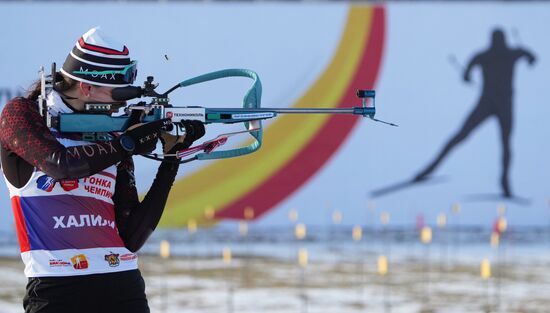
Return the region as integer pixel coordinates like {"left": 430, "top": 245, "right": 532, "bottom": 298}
{"left": 78, "top": 38, "right": 129, "bottom": 56}
{"left": 11, "top": 196, "right": 30, "bottom": 252}
{"left": 215, "top": 7, "right": 385, "bottom": 220}
{"left": 98, "top": 171, "right": 116, "bottom": 180}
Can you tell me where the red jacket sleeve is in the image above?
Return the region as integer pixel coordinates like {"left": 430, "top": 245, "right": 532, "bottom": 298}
{"left": 0, "top": 97, "right": 127, "bottom": 180}
{"left": 113, "top": 157, "right": 180, "bottom": 252}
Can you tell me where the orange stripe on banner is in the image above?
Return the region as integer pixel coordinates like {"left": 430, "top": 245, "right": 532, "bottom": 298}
{"left": 215, "top": 6, "right": 385, "bottom": 220}
{"left": 160, "top": 6, "right": 384, "bottom": 226}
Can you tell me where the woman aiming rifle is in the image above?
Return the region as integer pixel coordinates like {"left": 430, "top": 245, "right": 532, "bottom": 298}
{"left": 0, "top": 27, "right": 204, "bottom": 313}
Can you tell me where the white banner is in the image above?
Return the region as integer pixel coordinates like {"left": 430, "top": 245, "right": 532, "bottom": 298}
{"left": 0, "top": 3, "right": 549, "bottom": 230}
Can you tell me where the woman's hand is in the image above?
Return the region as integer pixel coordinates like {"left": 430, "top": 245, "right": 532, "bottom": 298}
{"left": 160, "top": 133, "right": 185, "bottom": 154}
{"left": 160, "top": 120, "right": 205, "bottom": 155}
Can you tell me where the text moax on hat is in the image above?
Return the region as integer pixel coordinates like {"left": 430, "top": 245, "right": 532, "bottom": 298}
{"left": 61, "top": 27, "right": 137, "bottom": 87}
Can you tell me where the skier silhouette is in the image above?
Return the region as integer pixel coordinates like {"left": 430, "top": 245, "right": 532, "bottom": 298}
{"left": 413, "top": 28, "right": 536, "bottom": 198}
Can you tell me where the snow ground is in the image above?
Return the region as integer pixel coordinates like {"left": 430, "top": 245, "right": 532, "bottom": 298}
{"left": 1, "top": 250, "right": 549, "bottom": 313}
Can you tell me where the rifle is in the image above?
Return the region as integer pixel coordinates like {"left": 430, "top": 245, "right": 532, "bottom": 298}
{"left": 48, "top": 69, "right": 393, "bottom": 163}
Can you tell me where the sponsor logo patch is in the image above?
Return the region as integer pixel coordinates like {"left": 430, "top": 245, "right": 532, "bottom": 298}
{"left": 60, "top": 179, "right": 79, "bottom": 191}
{"left": 37, "top": 175, "right": 56, "bottom": 192}
{"left": 49, "top": 259, "right": 71, "bottom": 267}
{"left": 70, "top": 254, "right": 89, "bottom": 270}
{"left": 104, "top": 253, "right": 120, "bottom": 267}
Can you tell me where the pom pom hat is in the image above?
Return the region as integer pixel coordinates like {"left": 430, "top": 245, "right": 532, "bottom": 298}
{"left": 61, "top": 27, "right": 137, "bottom": 87}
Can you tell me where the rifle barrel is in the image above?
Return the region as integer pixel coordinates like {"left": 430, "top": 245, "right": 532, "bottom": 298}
{"left": 207, "top": 107, "right": 374, "bottom": 115}
{"left": 269, "top": 108, "right": 357, "bottom": 114}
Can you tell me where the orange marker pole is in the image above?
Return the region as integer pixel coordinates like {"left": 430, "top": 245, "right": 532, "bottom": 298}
{"left": 378, "top": 255, "right": 391, "bottom": 313}
{"left": 239, "top": 211, "right": 252, "bottom": 287}
{"left": 222, "top": 247, "right": 234, "bottom": 313}
{"left": 452, "top": 203, "right": 461, "bottom": 263}
{"left": 495, "top": 209, "right": 507, "bottom": 313}
{"left": 481, "top": 258, "right": 492, "bottom": 311}
{"left": 437, "top": 213, "right": 448, "bottom": 273}
{"left": 187, "top": 219, "right": 198, "bottom": 288}
{"left": 380, "top": 212, "right": 390, "bottom": 261}
{"left": 298, "top": 248, "right": 309, "bottom": 313}
{"left": 288, "top": 208, "right": 299, "bottom": 264}
{"left": 352, "top": 225, "right": 364, "bottom": 300}
{"left": 159, "top": 240, "right": 170, "bottom": 313}
{"left": 421, "top": 226, "right": 433, "bottom": 306}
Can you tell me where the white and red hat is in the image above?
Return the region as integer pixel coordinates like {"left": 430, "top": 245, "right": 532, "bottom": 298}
{"left": 60, "top": 27, "right": 137, "bottom": 87}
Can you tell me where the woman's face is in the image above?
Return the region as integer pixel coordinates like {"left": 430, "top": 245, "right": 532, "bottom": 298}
{"left": 88, "top": 85, "right": 116, "bottom": 103}
{"left": 89, "top": 86, "right": 128, "bottom": 113}
{"left": 74, "top": 83, "right": 126, "bottom": 113}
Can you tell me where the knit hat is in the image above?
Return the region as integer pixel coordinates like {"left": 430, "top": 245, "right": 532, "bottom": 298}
{"left": 60, "top": 27, "right": 137, "bottom": 87}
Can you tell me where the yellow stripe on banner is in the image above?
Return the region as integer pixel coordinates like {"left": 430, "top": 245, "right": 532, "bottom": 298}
{"left": 160, "top": 7, "right": 373, "bottom": 226}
